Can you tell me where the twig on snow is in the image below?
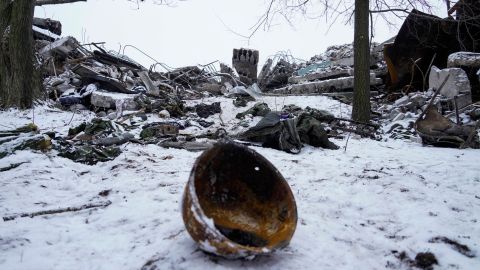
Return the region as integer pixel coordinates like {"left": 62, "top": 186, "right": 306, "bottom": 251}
{"left": 3, "top": 200, "right": 112, "bottom": 221}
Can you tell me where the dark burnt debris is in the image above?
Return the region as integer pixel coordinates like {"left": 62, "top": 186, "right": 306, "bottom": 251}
{"left": 2, "top": 8, "right": 479, "bottom": 164}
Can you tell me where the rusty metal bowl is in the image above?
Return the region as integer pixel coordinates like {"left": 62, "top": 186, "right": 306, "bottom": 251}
{"left": 182, "top": 141, "right": 297, "bottom": 258}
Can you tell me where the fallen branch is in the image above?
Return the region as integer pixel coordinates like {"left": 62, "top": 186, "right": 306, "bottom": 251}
{"left": 3, "top": 201, "right": 112, "bottom": 221}
{"left": 0, "top": 162, "right": 29, "bottom": 172}
{"left": 36, "top": 0, "right": 87, "bottom": 6}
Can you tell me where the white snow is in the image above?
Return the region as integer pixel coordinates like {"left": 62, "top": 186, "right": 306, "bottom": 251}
{"left": 1, "top": 96, "right": 479, "bottom": 270}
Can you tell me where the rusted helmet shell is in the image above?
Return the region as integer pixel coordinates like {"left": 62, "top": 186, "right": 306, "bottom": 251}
{"left": 182, "top": 141, "right": 297, "bottom": 258}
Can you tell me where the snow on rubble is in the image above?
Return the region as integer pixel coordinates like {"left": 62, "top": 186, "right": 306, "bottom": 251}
{"left": 1, "top": 96, "right": 479, "bottom": 270}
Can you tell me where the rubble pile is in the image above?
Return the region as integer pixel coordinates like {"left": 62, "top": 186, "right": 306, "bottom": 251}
{"left": 39, "top": 36, "right": 218, "bottom": 115}
{"left": 256, "top": 43, "right": 385, "bottom": 96}
{"left": 2, "top": 8, "right": 480, "bottom": 167}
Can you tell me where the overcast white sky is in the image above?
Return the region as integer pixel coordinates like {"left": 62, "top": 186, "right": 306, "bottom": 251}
{"left": 34, "top": 0, "right": 447, "bottom": 69}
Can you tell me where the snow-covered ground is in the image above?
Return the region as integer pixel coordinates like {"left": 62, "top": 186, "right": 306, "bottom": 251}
{"left": 1, "top": 96, "right": 479, "bottom": 270}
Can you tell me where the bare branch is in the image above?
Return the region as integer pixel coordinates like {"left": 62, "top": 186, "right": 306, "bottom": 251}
{"left": 36, "top": 0, "right": 87, "bottom": 6}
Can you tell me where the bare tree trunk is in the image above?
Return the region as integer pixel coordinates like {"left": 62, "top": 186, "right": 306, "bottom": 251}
{"left": 0, "top": 1, "right": 12, "bottom": 107}
{"left": 352, "top": 0, "right": 371, "bottom": 123}
{"left": 0, "top": 0, "right": 39, "bottom": 109}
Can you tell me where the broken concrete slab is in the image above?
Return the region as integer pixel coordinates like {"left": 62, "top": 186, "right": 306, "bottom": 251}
{"left": 91, "top": 90, "right": 139, "bottom": 110}
{"left": 32, "top": 26, "right": 59, "bottom": 42}
{"left": 447, "top": 52, "right": 480, "bottom": 68}
{"left": 39, "top": 36, "right": 78, "bottom": 58}
{"left": 272, "top": 73, "right": 381, "bottom": 95}
{"left": 289, "top": 68, "right": 353, "bottom": 84}
{"left": 258, "top": 59, "right": 295, "bottom": 90}
{"left": 93, "top": 50, "right": 144, "bottom": 70}
{"left": 257, "top": 58, "right": 273, "bottom": 83}
{"left": 138, "top": 71, "right": 160, "bottom": 96}
{"left": 195, "top": 82, "right": 225, "bottom": 95}
{"left": 429, "top": 66, "right": 471, "bottom": 98}
{"left": 232, "top": 48, "right": 259, "bottom": 85}
{"left": 72, "top": 64, "right": 131, "bottom": 94}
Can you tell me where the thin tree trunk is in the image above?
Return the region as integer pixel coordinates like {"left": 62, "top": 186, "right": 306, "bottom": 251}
{"left": 352, "top": 0, "right": 371, "bottom": 123}
{"left": 0, "top": 0, "right": 39, "bottom": 109}
{"left": 0, "top": 1, "right": 12, "bottom": 107}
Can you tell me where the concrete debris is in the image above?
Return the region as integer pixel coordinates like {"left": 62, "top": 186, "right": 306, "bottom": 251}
{"left": 448, "top": 52, "right": 480, "bottom": 68}
{"left": 272, "top": 73, "right": 382, "bottom": 95}
{"left": 23, "top": 13, "right": 480, "bottom": 169}
{"left": 289, "top": 68, "right": 353, "bottom": 84}
{"left": 255, "top": 43, "right": 386, "bottom": 96}
{"left": 232, "top": 48, "right": 259, "bottom": 85}
{"left": 446, "top": 52, "right": 480, "bottom": 101}
{"left": 39, "top": 36, "right": 82, "bottom": 59}
{"left": 384, "top": 9, "right": 480, "bottom": 95}
{"left": 91, "top": 91, "right": 139, "bottom": 110}
{"left": 429, "top": 66, "right": 471, "bottom": 98}
{"left": 258, "top": 59, "right": 295, "bottom": 90}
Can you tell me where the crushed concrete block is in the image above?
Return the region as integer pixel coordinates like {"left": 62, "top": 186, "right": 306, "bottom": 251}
{"left": 107, "top": 112, "right": 117, "bottom": 120}
{"left": 394, "top": 96, "right": 409, "bottom": 107}
{"left": 91, "top": 91, "right": 139, "bottom": 110}
{"left": 392, "top": 112, "right": 406, "bottom": 122}
{"left": 388, "top": 108, "right": 402, "bottom": 120}
{"left": 429, "top": 66, "right": 471, "bottom": 98}
{"left": 196, "top": 82, "right": 225, "bottom": 95}
{"left": 289, "top": 68, "right": 353, "bottom": 84}
{"left": 39, "top": 36, "right": 78, "bottom": 58}
{"left": 447, "top": 52, "right": 480, "bottom": 68}
{"left": 232, "top": 48, "right": 259, "bottom": 85}
{"left": 409, "top": 94, "right": 427, "bottom": 108}
{"left": 258, "top": 59, "right": 294, "bottom": 89}
{"left": 272, "top": 73, "right": 381, "bottom": 94}
{"left": 55, "top": 83, "right": 76, "bottom": 95}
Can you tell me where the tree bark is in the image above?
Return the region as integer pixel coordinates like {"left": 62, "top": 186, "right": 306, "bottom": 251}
{"left": 0, "top": 0, "right": 39, "bottom": 109}
{"left": 0, "top": 1, "right": 12, "bottom": 107}
{"left": 352, "top": 0, "right": 371, "bottom": 123}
